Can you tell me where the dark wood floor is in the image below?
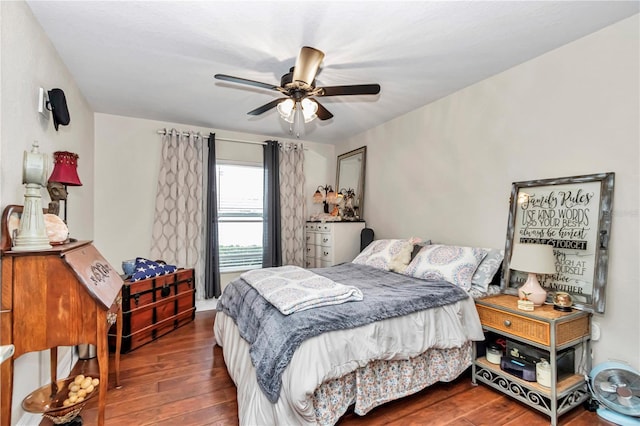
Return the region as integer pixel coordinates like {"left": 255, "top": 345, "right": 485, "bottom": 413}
{"left": 44, "top": 310, "right": 613, "bottom": 426}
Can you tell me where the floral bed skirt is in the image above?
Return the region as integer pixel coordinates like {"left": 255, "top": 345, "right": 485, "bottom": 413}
{"left": 312, "top": 341, "right": 473, "bottom": 425}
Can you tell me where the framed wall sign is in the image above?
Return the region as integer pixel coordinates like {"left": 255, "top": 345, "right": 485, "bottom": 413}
{"left": 501, "top": 172, "right": 615, "bottom": 313}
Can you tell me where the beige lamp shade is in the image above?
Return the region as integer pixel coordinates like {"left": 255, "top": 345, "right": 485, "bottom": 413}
{"left": 326, "top": 189, "right": 337, "bottom": 204}
{"left": 510, "top": 243, "right": 556, "bottom": 306}
{"left": 313, "top": 189, "right": 324, "bottom": 204}
{"left": 509, "top": 243, "right": 556, "bottom": 274}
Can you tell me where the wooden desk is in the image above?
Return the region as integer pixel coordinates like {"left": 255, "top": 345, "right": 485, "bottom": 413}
{"left": 1, "top": 240, "right": 123, "bottom": 426}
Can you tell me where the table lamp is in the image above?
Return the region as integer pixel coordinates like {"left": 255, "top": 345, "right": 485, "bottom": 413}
{"left": 313, "top": 185, "right": 336, "bottom": 213}
{"left": 509, "top": 243, "right": 556, "bottom": 306}
{"left": 48, "top": 151, "right": 82, "bottom": 223}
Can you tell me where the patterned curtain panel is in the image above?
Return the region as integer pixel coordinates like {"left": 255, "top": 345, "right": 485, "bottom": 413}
{"left": 279, "top": 142, "right": 306, "bottom": 266}
{"left": 151, "top": 129, "right": 205, "bottom": 299}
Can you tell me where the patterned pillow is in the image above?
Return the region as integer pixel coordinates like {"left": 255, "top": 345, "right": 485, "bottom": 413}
{"left": 352, "top": 239, "right": 417, "bottom": 271}
{"left": 411, "top": 239, "right": 432, "bottom": 261}
{"left": 471, "top": 249, "right": 505, "bottom": 292}
{"left": 131, "top": 257, "right": 178, "bottom": 282}
{"left": 403, "top": 245, "right": 488, "bottom": 290}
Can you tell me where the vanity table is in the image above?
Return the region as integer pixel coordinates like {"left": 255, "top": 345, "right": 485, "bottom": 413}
{"left": 1, "top": 207, "right": 122, "bottom": 426}
{"left": 305, "top": 146, "right": 368, "bottom": 268}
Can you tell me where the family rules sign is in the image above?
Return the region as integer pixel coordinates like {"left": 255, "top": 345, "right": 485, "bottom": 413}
{"left": 502, "top": 173, "right": 615, "bottom": 313}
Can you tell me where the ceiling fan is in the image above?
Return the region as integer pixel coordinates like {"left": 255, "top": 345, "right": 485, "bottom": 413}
{"left": 214, "top": 46, "right": 381, "bottom": 137}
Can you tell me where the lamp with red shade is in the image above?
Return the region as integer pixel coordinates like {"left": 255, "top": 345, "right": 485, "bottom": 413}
{"left": 47, "top": 151, "right": 82, "bottom": 223}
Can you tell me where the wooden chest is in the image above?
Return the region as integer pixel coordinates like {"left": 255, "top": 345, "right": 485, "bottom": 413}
{"left": 108, "top": 268, "right": 195, "bottom": 353}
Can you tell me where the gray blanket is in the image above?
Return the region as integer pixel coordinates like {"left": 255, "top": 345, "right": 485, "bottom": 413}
{"left": 216, "top": 262, "right": 469, "bottom": 403}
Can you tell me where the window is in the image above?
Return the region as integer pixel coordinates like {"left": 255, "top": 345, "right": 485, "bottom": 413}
{"left": 216, "top": 162, "right": 263, "bottom": 270}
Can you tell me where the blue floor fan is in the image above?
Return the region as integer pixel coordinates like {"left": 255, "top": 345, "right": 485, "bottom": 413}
{"left": 589, "top": 362, "right": 640, "bottom": 425}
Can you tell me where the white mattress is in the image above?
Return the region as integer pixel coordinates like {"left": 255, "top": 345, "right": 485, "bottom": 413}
{"left": 214, "top": 296, "right": 484, "bottom": 425}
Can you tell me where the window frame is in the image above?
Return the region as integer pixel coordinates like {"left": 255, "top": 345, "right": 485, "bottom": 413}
{"left": 215, "top": 160, "right": 264, "bottom": 273}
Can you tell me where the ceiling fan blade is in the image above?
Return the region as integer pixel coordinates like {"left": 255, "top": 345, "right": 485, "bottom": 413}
{"left": 247, "top": 98, "right": 288, "bottom": 116}
{"left": 214, "top": 74, "right": 280, "bottom": 91}
{"left": 314, "top": 100, "right": 333, "bottom": 121}
{"left": 292, "top": 46, "right": 325, "bottom": 86}
{"left": 319, "top": 84, "right": 381, "bottom": 97}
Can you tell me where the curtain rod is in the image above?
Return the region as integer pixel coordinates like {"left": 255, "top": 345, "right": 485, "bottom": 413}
{"left": 156, "top": 129, "right": 267, "bottom": 146}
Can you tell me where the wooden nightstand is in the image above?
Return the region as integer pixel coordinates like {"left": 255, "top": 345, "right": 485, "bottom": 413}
{"left": 472, "top": 294, "right": 592, "bottom": 426}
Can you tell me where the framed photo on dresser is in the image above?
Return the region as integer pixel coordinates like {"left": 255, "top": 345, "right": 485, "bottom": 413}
{"left": 501, "top": 172, "right": 615, "bottom": 313}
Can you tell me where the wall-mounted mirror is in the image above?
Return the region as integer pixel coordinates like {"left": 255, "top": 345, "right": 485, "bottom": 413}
{"left": 336, "top": 146, "right": 366, "bottom": 220}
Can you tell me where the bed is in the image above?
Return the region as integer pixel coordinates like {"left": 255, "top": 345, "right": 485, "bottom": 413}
{"left": 214, "top": 240, "right": 503, "bottom": 425}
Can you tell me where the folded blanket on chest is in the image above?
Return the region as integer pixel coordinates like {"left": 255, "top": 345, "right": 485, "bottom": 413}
{"left": 217, "top": 262, "right": 470, "bottom": 403}
{"left": 240, "top": 265, "right": 363, "bottom": 315}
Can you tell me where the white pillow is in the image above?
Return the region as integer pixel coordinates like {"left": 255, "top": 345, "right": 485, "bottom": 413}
{"left": 353, "top": 239, "right": 417, "bottom": 271}
{"left": 403, "top": 244, "right": 488, "bottom": 290}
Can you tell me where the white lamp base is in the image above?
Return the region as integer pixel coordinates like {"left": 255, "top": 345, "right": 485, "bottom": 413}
{"left": 518, "top": 272, "right": 548, "bottom": 306}
{"left": 13, "top": 183, "right": 51, "bottom": 251}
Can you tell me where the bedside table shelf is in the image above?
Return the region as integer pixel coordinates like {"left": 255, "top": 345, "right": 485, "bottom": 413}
{"left": 472, "top": 294, "right": 592, "bottom": 426}
{"left": 474, "top": 357, "right": 588, "bottom": 416}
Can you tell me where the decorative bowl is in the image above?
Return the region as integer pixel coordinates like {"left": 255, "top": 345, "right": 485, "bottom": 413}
{"left": 22, "top": 374, "right": 99, "bottom": 424}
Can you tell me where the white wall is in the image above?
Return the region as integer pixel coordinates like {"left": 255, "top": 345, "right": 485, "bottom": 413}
{"left": 0, "top": 2, "right": 95, "bottom": 423}
{"left": 4, "top": 1, "right": 637, "bottom": 421}
{"left": 340, "top": 15, "right": 640, "bottom": 369}
{"left": 94, "top": 113, "right": 335, "bottom": 292}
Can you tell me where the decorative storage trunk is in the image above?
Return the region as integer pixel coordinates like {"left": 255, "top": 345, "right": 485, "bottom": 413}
{"left": 108, "top": 268, "right": 195, "bottom": 353}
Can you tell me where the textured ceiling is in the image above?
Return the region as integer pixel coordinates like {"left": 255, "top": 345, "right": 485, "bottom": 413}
{"left": 27, "top": 1, "right": 639, "bottom": 144}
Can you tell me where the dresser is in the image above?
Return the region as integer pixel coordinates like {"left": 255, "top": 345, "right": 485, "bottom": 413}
{"left": 472, "top": 294, "right": 591, "bottom": 426}
{"left": 305, "top": 221, "right": 365, "bottom": 268}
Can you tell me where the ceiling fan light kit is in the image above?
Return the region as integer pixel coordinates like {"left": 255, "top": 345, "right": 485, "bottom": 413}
{"left": 215, "top": 46, "right": 380, "bottom": 138}
{"left": 277, "top": 98, "right": 318, "bottom": 124}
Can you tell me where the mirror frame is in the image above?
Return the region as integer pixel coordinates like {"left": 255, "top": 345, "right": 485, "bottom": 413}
{"left": 336, "top": 146, "right": 366, "bottom": 220}
{"left": 501, "top": 172, "right": 615, "bottom": 313}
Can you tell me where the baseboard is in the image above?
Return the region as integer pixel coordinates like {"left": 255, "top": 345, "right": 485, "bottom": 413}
{"left": 16, "top": 411, "right": 41, "bottom": 425}
{"left": 16, "top": 347, "right": 75, "bottom": 426}
{"left": 196, "top": 298, "right": 217, "bottom": 312}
